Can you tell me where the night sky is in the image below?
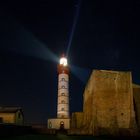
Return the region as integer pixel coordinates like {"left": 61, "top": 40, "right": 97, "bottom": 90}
{"left": 0, "top": 0, "right": 140, "bottom": 124}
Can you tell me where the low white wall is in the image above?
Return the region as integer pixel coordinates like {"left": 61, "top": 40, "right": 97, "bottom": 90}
{"left": 48, "top": 118, "right": 70, "bottom": 129}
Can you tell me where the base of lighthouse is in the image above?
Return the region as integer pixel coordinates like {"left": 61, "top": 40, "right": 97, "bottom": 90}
{"left": 48, "top": 118, "right": 70, "bottom": 129}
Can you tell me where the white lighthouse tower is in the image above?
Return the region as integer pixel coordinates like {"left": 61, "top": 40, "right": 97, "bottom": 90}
{"left": 57, "top": 55, "right": 69, "bottom": 118}
{"left": 48, "top": 55, "right": 70, "bottom": 129}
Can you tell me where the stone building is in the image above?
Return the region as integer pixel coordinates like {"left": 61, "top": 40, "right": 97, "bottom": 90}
{"left": 133, "top": 84, "right": 140, "bottom": 128}
{"left": 71, "top": 112, "right": 83, "bottom": 129}
{"left": 0, "top": 107, "right": 24, "bottom": 125}
{"left": 70, "top": 70, "right": 140, "bottom": 136}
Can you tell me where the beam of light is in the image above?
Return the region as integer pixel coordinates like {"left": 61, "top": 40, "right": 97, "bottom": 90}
{"left": 11, "top": 26, "right": 59, "bottom": 63}
{"left": 70, "top": 64, "right": 91, "bottom": 84}
{"left": 0, "top": 16, "right": 58, "bottom": 63}
{"left": 10, "top": 25, "right": 58, "bottom": 63}
{"left": 66, "top": 0, "right": 81, "bottom": 57}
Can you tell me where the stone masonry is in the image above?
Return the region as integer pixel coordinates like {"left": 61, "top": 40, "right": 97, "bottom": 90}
{"left": 70, "top": 70, "right": 140, "bottom": 136}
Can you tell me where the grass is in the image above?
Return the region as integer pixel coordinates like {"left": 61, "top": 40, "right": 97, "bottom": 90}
{"left": 0, "top": 134, "right": 108, "bottom": 140}
{"left": 1, "top": 134, "right": 140, "bottom": 140}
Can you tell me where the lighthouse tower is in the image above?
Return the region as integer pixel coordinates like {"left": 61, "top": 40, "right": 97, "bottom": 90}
{"left": 57, "top": 55, "right": 69, "bottom": 118}
{"left": 48, "top": 55, "right": 70, "bottom": 129}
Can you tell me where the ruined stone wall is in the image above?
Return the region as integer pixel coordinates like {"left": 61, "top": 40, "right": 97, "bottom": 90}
{"left": 83, "top": 70, "right": 136, "bottom": 135}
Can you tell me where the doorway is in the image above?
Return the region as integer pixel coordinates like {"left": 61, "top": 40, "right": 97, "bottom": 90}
{"left": 60, "top": 121, "right": 64, "bottom": 130}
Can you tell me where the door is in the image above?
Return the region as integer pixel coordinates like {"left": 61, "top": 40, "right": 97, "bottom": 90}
{"left": 60, "top": 121, "right": 64, "bottom": 130}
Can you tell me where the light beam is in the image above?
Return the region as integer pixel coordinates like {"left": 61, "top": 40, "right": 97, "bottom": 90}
{"left": 0, "top": 16, "right": 58, "bottom": 63}
{"left": 66, "top": 0, "right": 81, "bottom": 57}
{"left": 70, "top": 64, "right": 91, "bottom": 84}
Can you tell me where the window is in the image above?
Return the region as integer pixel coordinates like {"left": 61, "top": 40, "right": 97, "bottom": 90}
{"left": 61, "top": 85, "right": 65, "bottom": 89}
{"left": 61, "top": 100, "right": 65, "bottom": 103}
{"left": 61, "top": 108, "right": 64, "bottom": 111}
{"left": 61, "top": 93, "right": 65, "bottom": 96}
{"left": 61, "top": 78, "right": 65, "bottom": 81}
{"left": 18, "top": 113, "right": 21, "bottom": 118}
{"left": 49, "top": 122, "right": 52, "bottom": 128}
{"left": 0, "top": 117, "right": 3, "bottom": 123}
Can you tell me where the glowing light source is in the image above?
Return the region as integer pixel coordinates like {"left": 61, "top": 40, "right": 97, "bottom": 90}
{"left": 60, "top": 57, "right": 68, "bottom": 66}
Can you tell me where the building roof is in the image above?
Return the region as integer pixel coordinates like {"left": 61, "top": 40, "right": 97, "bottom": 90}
{"left": 0, "top": 107, "right": 22, "bottom": 113}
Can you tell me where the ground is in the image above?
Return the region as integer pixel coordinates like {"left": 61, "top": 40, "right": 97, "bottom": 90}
{"left": 1, "top": 134, "right": 140, "bottom": 140}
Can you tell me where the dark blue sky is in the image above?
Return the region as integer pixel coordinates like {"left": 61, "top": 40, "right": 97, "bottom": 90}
{"left": 0, "top": 0, "right": 140, "bottom": 123}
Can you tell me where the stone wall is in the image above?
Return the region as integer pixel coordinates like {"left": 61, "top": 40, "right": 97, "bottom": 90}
{"left": 82, "top": 71, "right": 95, "bottom": 134}
{"left": 70, "top": 70, "right": 139, "bottom": 136}
{"left": 0, "top": 113, "right": 15, "bottom": 124}
{"left": 83, "top": 70, "right": 136, "bottom": 135}
{"left": 133, "top": 84, "right": 140, "bottom": 128}
{"left": 71, "top": 112, "right": 83, "bottom": 129}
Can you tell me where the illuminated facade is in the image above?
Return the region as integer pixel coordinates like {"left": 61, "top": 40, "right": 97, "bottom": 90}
{"left": 57, "top": 56, "right": 69, "bottom": 118}
{"left": 48, "top": 55, "right": 70, "bottom": 129}
{"left": 0, "top": 107, "right": 24, "bottom": 125}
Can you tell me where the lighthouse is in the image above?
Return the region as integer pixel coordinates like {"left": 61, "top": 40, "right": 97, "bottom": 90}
{"left": 48, "top": 55, "right": 70, "bottom": 129}
{"left": 57, "top": 55, "right": 69, "bottom": 118}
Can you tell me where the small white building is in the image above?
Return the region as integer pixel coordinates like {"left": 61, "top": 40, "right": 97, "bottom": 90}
{"left": 0, "top": 107, "right": 24, "bottom": 125}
